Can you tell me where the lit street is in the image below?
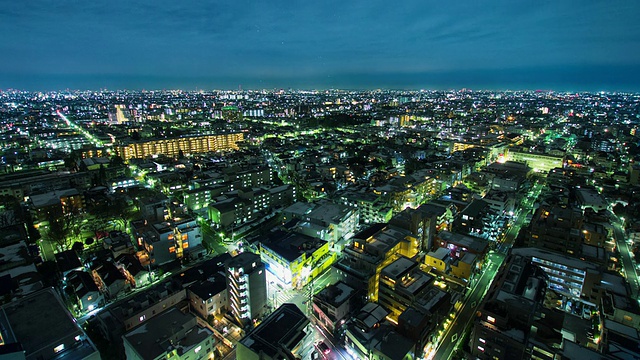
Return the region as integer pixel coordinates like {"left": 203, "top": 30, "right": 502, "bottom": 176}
{"left": 612, "top": 218, "right": 640, "bottom": 299}
{"left": 433, "top": 191, "right": 530, "bottom": 360}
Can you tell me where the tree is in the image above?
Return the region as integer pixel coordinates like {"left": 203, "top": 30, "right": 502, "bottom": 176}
{"left": 72, "top": 241, "right": 84, "bottom": 254}
{"left": 63, "top": 151, "right": 81, "bottom": 171}
{"left": 98, "top": 164, "right": 107, "bottom": 185}
{"left": 110, "top": 155, "right": 125, "bottom": 167}
{"left": 43, "top": 212, "right": 73, "bottom": 250}
{"left": 93, "top": 196, "right": 137, "bottom": 231}
{"left": 85, "top": 237, "right": 95, "bottom": 246}
{"left": 613, "top": 203, "right": 628, "bottom": 217}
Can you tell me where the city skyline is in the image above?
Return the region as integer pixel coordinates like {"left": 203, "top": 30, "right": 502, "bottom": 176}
{"left": 1, "top": 1, "right": 640, "bottom": 92}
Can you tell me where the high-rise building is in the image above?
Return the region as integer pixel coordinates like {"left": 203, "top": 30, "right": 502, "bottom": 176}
{"left": 226, "top": 252, "right": 267, "bottom": 327}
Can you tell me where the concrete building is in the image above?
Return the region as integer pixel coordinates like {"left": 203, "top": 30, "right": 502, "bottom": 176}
{"left": 122, "top": 307, "right": 216, "bottom": 360}
{"left": 436, "top": 231, "right": 490, "bottom": 258}
{"left": 132, "top": 216, "right": 202, "bottom": 266}
{"left": 483, "top": 190, "right": 517, "bottom": 217}
{"left": 425, "top": 247, "right": 451, "bottom": 273}
{"left": 236, "top": 303, "right": 311, "bottom": 360}
{"left": 0, "top": 171, "right": 92, "bottom": 200}
{"left": 0, "top": 288, "right": 100, "bottom": 360}
{"left": 344, "top": 303, "right": 415, "bottom": 360}
{"left": 312, "top": 281, "right": 360, "bottom": 335}
{"left": 451, "top": 253, "right": 478, "bottom": 281}
{"left": 390, "top": 203, "right": 445, "bottom": 252}
{"left": 65, "top": 270, "right": 104, "bottom": 313}
{"left": 284, "top": 201, "right": 359, "bottom": 244}
{"left": 379, "top": 256, "right": 436, "bottom": 321}
{"left": 512, "top": 247, "right": 604, "bottom": 317}
{"left": 230, "top": 166, "right": 273, "bottom": 188}
{"left": 187, "top": 274, "right": 228, "bottom": 320}
{"left": 95, "top": 282, "right": 187, "bottom": 345}
{"left": 183, "top": 183, "right": 231, "bottom": 211}
{"left": 114, "top": 133, "right": 243, "bottom": 160}
{"left": 208, "top": 197, "right": 255, "bottom": 229}
{"left": 575, "top": 188, "right": 608, "bottom": 212}
{"left": 454, "top": 199, "right": 498, "bottom": 238}
{"left": 527, "top": 206, "right": 584, "bottom": 255}
{"left": 470, "top": 254, "right": 560, "bottom": 360}
{"left": 28, "top": 188, "right": 84, "bottom": 223}
{"left": 338, "top": 190, "right": 393, "bottom": 224}
{"left": 259, "top": 231, "right": 334, "bottom": 289}
{"left": 334, "top": 224, "right": 418, "bottom": 302}
{"left": 226, "top": 253, "right": 267, "bottom": 327}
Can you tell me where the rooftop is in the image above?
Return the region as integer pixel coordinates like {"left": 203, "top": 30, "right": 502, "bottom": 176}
{"left": 124, "top": 307, "right": 211, "bottom": 360}
{"left": 0, "top": 288, "right": 97, "bottom": 359}
{"left": 239, "top": 303, "right": 309, "bottom": 358}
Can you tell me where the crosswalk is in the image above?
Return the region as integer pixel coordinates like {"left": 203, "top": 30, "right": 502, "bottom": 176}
{"left": 273, "top": 287, "right": 314, "bottom": 307}
{"left": 275, "top": 290, "right": 295, "bottom": 306}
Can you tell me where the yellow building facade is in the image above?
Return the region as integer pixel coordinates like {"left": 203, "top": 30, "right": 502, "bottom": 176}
{"left": 115, "top": 133, "right": 243, "bottom": 160}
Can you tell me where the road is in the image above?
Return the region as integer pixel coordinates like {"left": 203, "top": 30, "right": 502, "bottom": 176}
{"left": 265, "top": 266, "right": 347, "bottom": 360}
{"left": 612, "top": 217, "right": 639, "bottom": 299}
{"left": 432, "top": 251, "right": 505, "bottom": 360}
{"left": 432, "top": 194, "right": 530, "bottom": 360}
{"left": 200, "top": 222, "right": 233, "bottom": 254}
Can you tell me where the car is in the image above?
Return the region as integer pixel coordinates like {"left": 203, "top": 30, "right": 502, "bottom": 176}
{"left": 316, "top": 341, "right": 330, "bottom": 355}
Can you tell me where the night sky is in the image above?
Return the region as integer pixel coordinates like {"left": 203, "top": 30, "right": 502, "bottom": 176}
{"left": 1, "top": 1, "right": 639, "bottom": 91}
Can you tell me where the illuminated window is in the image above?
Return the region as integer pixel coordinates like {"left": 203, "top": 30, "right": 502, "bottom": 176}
{"left": 139, "top": 315, "right": 146, "bottom": 322}
{"left": 195, "top": 345, "right": 202, "bottom": 353}
{"left": 54, "top": 344, "right": 65, "bottom": 353}
{"left": 479, "top": 338, "right": 486, "bottom": 344}
{"left": 182, "top": 242, "right": 189, "bottom": 249}
{"left": 477, "top": 346, "right": 484, "bottom": 352}
{"left": 169, "top": 246, "right": 176, "bottom": 253}
{"left": 487, "top": 316, "right": 495, "bottom": 323}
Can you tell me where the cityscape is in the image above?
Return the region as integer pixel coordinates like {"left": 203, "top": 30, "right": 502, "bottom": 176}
{"left": 0, "top": 89, "right": 639, "bottom": 360}
{"left": 2, "top": 1, "right": 640, "bottom": 360}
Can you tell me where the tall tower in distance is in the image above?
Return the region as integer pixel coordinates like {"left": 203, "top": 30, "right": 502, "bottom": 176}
{"left": 226, "top": 252, "right": 267, "bottom": 327}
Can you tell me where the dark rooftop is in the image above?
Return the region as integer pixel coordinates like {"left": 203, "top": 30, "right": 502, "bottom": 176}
{"left": 239, "top": 303, "right": 309, "bottom": 358}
